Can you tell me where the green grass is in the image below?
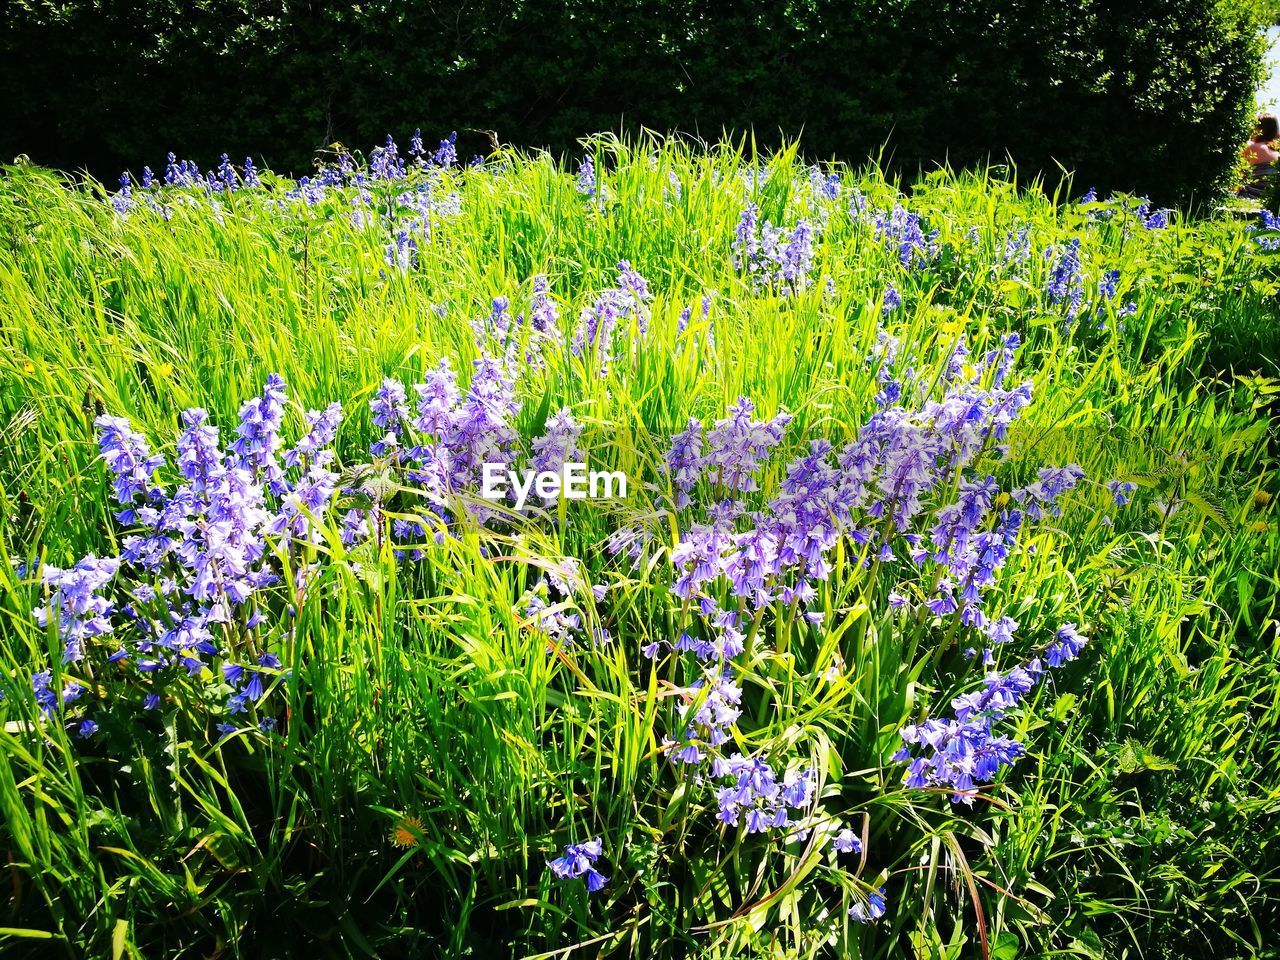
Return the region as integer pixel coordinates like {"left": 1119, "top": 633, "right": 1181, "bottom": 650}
{"left": 0, "top": 135, "right": 1278, "bottom": 959}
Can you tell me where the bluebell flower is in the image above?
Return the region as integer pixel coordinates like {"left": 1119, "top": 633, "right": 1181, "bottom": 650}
{"left": 702, "top": 398, "right": 791, "bottom": 497}
{"left": 233, "top": 373, "right": 288, "bottom": 487}
{"left": 873, "top": 205, "right": 938, "bottom": 268}
{"left": 31, "top": 671, "right": 58, "bottom": 717}
{"left": 96, "top": 415, "right": 166, "bottom": 516}
{"left": 37, "top": 555, "right": 121, "bottom": 663}
{"left": 284, "top": 403, "right": 344, "bottom": 469}
{"left": 665, "top": 418, "right": 705, "bottom": 508}
{"left": 570, "top": 262, "right": 652, "bottom": 374}
{"left": 1045, "top": 239, "right": 1084, "bottom": 320}
{"left": 211, "top": 154, "right": 236, "bottom": 193}
{"left": 164, "top": 153, "right": 201, "bottom": 188}
{"left": 850, "top": 887, "right": 887, "bottom": 923}
{"left": 732, "top": 203, "right": 760, "bottom": 272}
{"left": 733, "top": 206, "right": 818, "bottom": 292}
{"left": 433, "top": 131, "right": 458, "bottom": 168}
{"left": 1045, "top": 622, "right": 1088, "bottom": 667}
{"left": 1136, "top": 201, "right": 1170, "bottom": 230}
{"left": 370, "top": 378, "right": 410, "bottom": 456}
{"left": 548, "top": 838, "right": 607, "bottom": 892}
{"left": 287, "top": 176, "right": 327, "bottom": 206}
{"left": 385, "top": 229, "right": 418, "bottom": 271}
{"left": 1106, "top": 479, "right": 1137, "bottom": 506}
{"left": 832, "top": 828, "right": 862, "bottom": 854}
{"left": 809, "top": 166, "right": 841, "bottom": 202}
{"left": 1002, "top": 227, "right": 1031, "bottom": 265}
{"left": 985, "top": 615, "right": 1018, "bottom": 645}
{"left": 882, "top": 284, "right": 901, "bottom": 315}
{"left": 778, "top": 220, "right": 815, "bottom": 288}
{"left": 576, "top": 156, "right": 596, "bottom": 196}
{"left": 109, "top": 173, "right": 135, "bottom": 217}
{"left": 370, "top": 135, "right": 407, "bottom": 181}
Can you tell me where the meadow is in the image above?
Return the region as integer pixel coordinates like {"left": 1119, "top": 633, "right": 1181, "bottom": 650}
{"left": 0, "top": 134, "right": 1278, "bottom": 959}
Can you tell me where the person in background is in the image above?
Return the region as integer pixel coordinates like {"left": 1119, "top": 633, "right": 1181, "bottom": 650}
{"left": 1238, "top": 113, "right": 1279, "bottom": 199}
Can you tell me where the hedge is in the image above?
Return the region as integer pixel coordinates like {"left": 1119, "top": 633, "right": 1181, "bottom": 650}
{"left": 0, "top": 0, "right": 1270, "bottom": 204}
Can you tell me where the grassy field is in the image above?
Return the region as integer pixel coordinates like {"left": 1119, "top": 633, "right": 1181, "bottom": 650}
{"left": 0, "top": 135, "right": 1278, "bottom": 959}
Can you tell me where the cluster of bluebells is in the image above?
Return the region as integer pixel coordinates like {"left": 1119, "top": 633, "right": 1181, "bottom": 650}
{"left": 366, "top": 354, "right": 520, "bottom": 529}
{"left": 1078, "top": 189, "right": 1171, "bottom": 233}
{"left": 570, "top": 261, "right": 653, "bottom": 374}
{"left": 1097, "top": 268, "right": 1120, "bottom": 301}
{"left": 664, "top": 398, "right": 792, "bottom": 512}
{"left": 871, "top": 205, "right": 939, "bottom": 269}
{"left": 21, "top": 353, "right": 1100, "bottom": 944}
{"left": 34, "top": 556, "right": 122, "bottom": 665}
{"left": 650, "top": 333, "right": 1066, "bottom": 637}
{"left": 882, "top": 283, "right": 902, "bottom": 316}
{"left": 1002, "top": 226, "right": 1032, "bottom": 267}
{"left": 808, "top": 166, "right": 842, "bottom": 204}
{"left": 1254, "top": 209, "right": 1280, "bottom": 250}
{"left": 662, "top": 658, "right": 743, "bottom": 766}
{"left": 676, "top": 293, "right": 717, "bottom": 356}
{"left": 109, "top": 155, "right": 261, "bottom": 220}
{"left": 851, "top": 887, "right": 888, "bottom": 923}
{"left": 103, "top": 134, "right": 466, "bottom": 274}
{"left": 548, "top": 838, "right": 608, "bottom": 892}
{"left": 618, "top": 342, "right": 1089, "bottom": 918}
{"left": 895, "top": 623, "right": 1090, "bottom": 803}
{"left": 1044, "top": 239, "right": 1085, "bottom": 321}
{"left": 362, "top": 340, "right": 624, "bottom": 541}
{"left": 645, "top": 611, "right": 821, "bottom": 846}
{"left": 576, "top": 156, "right": 597, "bottom": 197}
{"left": 1036, "top": 197, "right": 1163, "bottom": 327}
{"left": 113, "top": 153, "right": 262, "bottom": 213}
{"left": 26, "top": 375, "right": 348, "bottom": 737}
{"left": 373, "top": 130, "right": 460, "bottom": 178}
{"left": 711, "top": 754, "right": 816, "bottom": 834}
{"left": 598, "top": 329, "right": 1095, "bottom": 903}
{"left": 731, "top": 204, "right": 818, "bottom": 293}
{"left": 805, "top": 165, "right": 843, "bottom": 225}
{"left": 31, "top": 667, "right": 93, "bottom": 738}
{"left": 1106, "top": 479, "right": 1138, "bottom": 507}
{"left": 1094, "top": 269, "right": 1137, "bottom": 331}
{"left": 471, "top": 278, "right": 565, "bottom": 369}
{"left": 383, "top": 175, "right": 463, "bottom": 270}
{"left": 1134, "top": 200, "right": 1170, "bottom": 231}
{"left": 523, "top": 578, "right": 584, "bottom": 649}
{"left": 596, "top": 333, "right": 1095, "bottom": 935}
{"left": 520, "top": 557, "right": 610, "bottom": 650}
{"left": 219, "top": 652, "right": 285, "bottom": 738}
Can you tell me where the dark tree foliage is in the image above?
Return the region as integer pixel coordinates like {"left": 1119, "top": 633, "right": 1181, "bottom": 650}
{"left": 0, "top": 0, "right": 1268, "bottom": 204}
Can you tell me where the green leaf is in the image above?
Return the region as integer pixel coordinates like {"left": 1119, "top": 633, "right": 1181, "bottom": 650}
{"left": 992, "top": 931, "right": 1021, "bottom": 960}
{"left": 1050, "top": 692, "right": 1079, "bottom": 722}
